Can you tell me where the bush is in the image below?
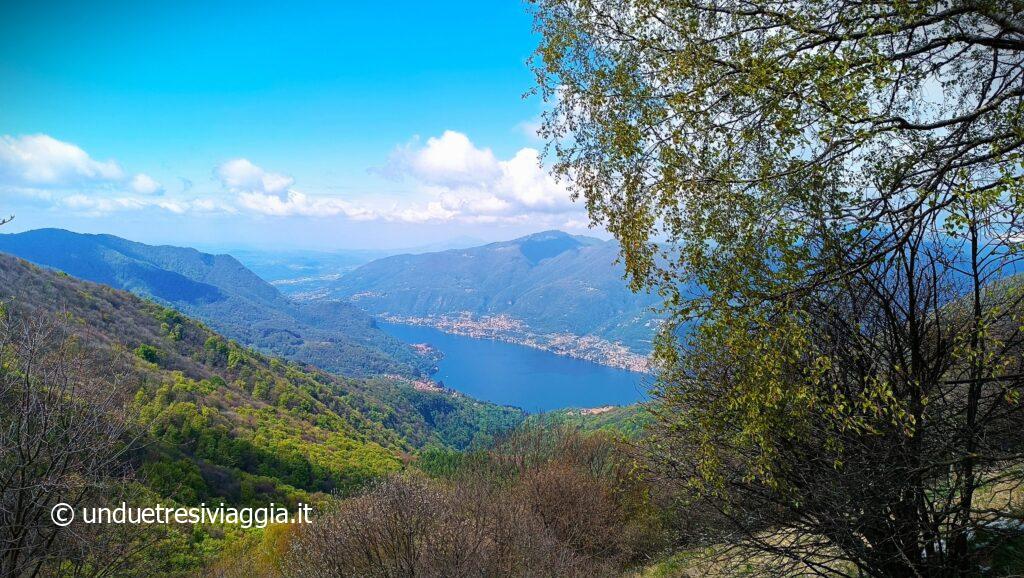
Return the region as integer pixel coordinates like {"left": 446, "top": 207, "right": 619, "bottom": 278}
{"left": 280, "top": 427, "right": 668, "bottom": 576}
{"left": 283, "top": 474, "right": 592, "bottom": 578}
{"left": 134, "top": 343, "right": 161, "bottom": 364}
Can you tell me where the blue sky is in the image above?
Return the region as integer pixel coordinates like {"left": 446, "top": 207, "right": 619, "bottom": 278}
{"left": 0, "top": 0, "right": 592, "bottom": 250}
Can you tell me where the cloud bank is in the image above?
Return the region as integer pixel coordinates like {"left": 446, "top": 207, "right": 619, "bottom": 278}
{"left": 0, "top": 134, "right": 163, "bottom": 201}
{"left": 1, "top": 132, "right": 586, "bottom": 228}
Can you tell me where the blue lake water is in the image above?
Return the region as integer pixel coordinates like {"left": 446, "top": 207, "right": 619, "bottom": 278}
{"left": 380, "top": 322, "right": 649, "bottom": 412}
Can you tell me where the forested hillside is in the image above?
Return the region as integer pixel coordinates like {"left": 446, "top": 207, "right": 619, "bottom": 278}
{"left": 0, "top": 252, "right": 524, "bottom": 494}
{"left": 328, "top": 230, "right": 661, "bottom": 353}
{"left": 0, "top": 252, "right": 669, "bottom": 576}
{"left": 0, "top": 228, "right": 430, "bottom": 377}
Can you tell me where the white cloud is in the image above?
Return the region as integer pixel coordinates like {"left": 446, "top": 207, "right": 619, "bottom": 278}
{"left": 381, "top": 199, "right": 459, "bottom": 223}
{"left": 15, "top": 132, "right": 583, "bottom": 227}
{"left": 212, "top": 131, "right": 580, "bottom": 224}
{"left": 379, "top": 130, "right": 575, "bottom": 222}
{"left": 0, "top": 134, "right": 124, "bottom": 187}
{"left": 236, "top": 190, "right": 377, "bottom": 220}
{"left": 0, "top": 133, "right": 181, "bottom": 218}
{"left": 216, "top": 158, "right": 294, "bottom": 196}
{"left": 130, "top": 173, "right": 163, "bottom": 195}
{"left": 63, "top": 195, "right": 145, "bottom": 213}
{"left": 391, "top": 131, "right": 502, "bottom": 186}
{"left": 561, "top": 218, "right": 593, "bottom": 230}
{"left": 0, "top": 134, "right": 195, "bottom": 217}
{"left": 60, "top": 194, "right": 208, "bottom": 216}
{"left": 495, "top": 148, "right": 572, "bottom": 211}
{"left": 216, "top": 159, "right": 378, "bottom": 219}
{"left": 190, "top": 197, "right": 236, "bottom": 213}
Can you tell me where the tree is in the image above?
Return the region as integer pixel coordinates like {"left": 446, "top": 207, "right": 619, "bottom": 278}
{"left": 532, "top": 0, "right": 1024, "bottom": 575}
{"left": 0, "top": 303, "right": 141, "bottom": 576}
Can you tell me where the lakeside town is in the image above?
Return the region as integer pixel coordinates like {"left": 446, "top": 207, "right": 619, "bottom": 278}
{"left": 382, "top": 312, "right": 651, "bottom": 373}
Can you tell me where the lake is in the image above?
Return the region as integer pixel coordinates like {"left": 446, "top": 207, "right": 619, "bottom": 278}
{"left": 380, "top": 322, "right": 649, "bottom": 412}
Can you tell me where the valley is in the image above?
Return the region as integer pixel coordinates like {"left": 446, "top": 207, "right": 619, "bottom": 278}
{"left": 0, "top": 228, "right": 654, "bottom": 411}
{"left": 0, "top": 229, "right": 435, "bottom": 378}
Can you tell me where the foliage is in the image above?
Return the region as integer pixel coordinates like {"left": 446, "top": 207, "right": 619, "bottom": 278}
{"left": 134, "top": 343, "right": 161, "bottom": 364}
{"left": 413, "top": 447, "right": 465, "bottom": 478}
{"left": 361, "top": 376, "right": 527, "bottom": 450}
{"left": 527, "top": 404, "right": 651, "bottom": 437}
{"left": 0, "top": 254, "right": 530, "bottom": 574}
{"left": 533, "top": 0, "right": 1024, "bottom": 575}
{"left": 279, "top": 427, "right": 671, "bottom": 577}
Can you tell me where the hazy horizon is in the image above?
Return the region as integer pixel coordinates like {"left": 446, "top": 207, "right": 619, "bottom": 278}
{"left": 0, "top": 223, "right": 612, "bottom": 254}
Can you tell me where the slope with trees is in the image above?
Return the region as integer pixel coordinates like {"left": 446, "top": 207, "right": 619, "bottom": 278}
{"left": 0, "top": 228, "right": 431, "bottom": 377}
{"left": 327, "top": 230, "right": 662, "bottom": 359}
{"left": 0, "top": 252, "right": 528, "bottom": 574}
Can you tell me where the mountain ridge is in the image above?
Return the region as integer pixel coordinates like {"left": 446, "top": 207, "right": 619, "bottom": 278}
{"left": 0, "top": 228, "right": 430, "bottom": 377}
{"left": 326, "top": 230, "right": 660, "bottom": 357}
{"left": 0, "top": 251, "right": 524, "bottom": 452}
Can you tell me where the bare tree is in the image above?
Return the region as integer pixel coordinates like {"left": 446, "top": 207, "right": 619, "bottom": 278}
{"left": 0, "top": 303, "right": 140, "bottom": 577}
{"left": 281, "top": 473, "right": 593, "bottom": 578}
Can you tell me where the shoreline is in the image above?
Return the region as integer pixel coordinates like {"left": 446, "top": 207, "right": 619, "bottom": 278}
{"left": 381, "top": 313, "right": 652, "bottom": 374}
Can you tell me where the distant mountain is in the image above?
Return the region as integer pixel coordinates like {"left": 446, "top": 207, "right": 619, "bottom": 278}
{"left": 400, "top": 235, "right": 488, "bottom": 254}
{"left": 327, "top": 230, "right": 661, "bottom": 354}
{"left": 228, "top": 248, "right": 376, "bottom": 283}
{"left": 0, "top": 228, "right": 431, "bottom": 377}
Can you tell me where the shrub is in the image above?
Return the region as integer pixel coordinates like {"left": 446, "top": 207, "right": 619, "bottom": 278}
{"left": 282, "top": 473, "right": 592, "bottom": 578}
{"left": 134, "top": 344, "right": 161, "bottom": 364}
{"left": 281, "top": 427, "right": 668, "bottom": 576}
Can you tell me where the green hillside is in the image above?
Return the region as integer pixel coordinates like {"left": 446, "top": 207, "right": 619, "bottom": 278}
{"left": 0, "top": 228, "right": 431, "bottom": 377}
{"left": 0, "top": 253, "right": 686, "bottom": 577}
{"left": 0, "top": 252, "right": 531, "bottom": 574}
{"left": 0, "top": 252, "right": 524, "bottom": 484}
{"left": 528, "top": 405, "right": 652, "bottom": 437}
{"left": 327, "top": 230, "right": 662, "bottom": 353}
